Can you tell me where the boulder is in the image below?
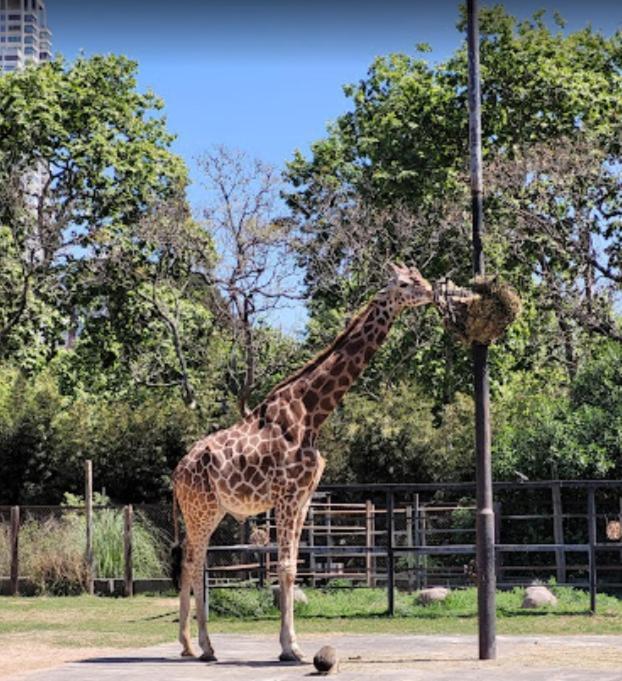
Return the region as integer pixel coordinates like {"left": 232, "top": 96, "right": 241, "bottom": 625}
{"left": 271, "top": 584, "right": 308, "bottom": 608}
{"left": 522, "top": 585, "right": 558, "bottom": 609}
{"left": 313, "top": 645, "right": 339, "bottom": 675}
{"left": 416, "top": 587, "right": 450, "bottom": 605}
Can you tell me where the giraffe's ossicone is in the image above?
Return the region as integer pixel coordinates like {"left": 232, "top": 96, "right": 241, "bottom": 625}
{"left": 172, "top": 263, "right": 434, "bottom": 662}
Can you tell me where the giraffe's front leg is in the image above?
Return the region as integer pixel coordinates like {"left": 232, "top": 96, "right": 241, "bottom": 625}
{"left": 182, "top": 505, "right": 224, "bottom": 662}
{"left": 276, "top": 499, "right": 305, "bottom": 662}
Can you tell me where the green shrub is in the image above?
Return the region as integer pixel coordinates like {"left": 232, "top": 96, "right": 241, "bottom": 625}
{"left": 208, "top": 588, "right": 277, "bottom": 618}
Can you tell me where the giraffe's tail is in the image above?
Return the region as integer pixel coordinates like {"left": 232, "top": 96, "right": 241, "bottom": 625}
{"left": 170, "top": 487, "right": 183, "bottom": 592}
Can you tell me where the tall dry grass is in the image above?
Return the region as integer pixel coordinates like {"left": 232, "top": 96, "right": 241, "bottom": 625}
{"left": 0, "top": 505, "right": 168, "bottom": 594}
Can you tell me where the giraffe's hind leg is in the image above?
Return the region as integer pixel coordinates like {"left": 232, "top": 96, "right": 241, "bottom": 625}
{"left": 178, "top": 547, "right": 195, "bottom": 657}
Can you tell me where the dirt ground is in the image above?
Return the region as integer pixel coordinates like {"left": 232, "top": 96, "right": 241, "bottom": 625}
{"left": 0, "top": 633, "right": 122, "bottom": 679}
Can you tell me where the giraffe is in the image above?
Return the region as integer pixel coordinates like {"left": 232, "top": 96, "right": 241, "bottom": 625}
{"left": 171, "top": 263, "right": 434, "bottom": 662}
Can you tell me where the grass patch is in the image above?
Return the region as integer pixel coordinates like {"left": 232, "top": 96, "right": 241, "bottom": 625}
{"left": 1, "top": 586, "right": 622, "bottom": 649}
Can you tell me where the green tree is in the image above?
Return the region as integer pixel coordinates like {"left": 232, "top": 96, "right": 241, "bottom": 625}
{"left": 492, "top": 341, "right": 622, "bottom": 481}
{"left": 285, "top": 6, "right": 621, "bottom": 406}
{"left": 0, "top": 54, "right": 187, "bottom": 360}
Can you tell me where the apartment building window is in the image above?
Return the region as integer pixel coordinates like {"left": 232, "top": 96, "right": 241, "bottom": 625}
{"left": 24, "top": 13, "right": 36, "bottom": 22}
{"left": 8, "top": 13, "right": 19, "bottom": 19}
{"left": 24, "top": 35, "right": 34, "bottom": 43}
{"left": 7, "top": 35, "right": 19, "bottom": 41}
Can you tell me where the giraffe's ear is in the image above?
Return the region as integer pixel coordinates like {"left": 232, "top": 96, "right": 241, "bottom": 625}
{"left": 389, "top": 262, "right": 408, "bottom": 278}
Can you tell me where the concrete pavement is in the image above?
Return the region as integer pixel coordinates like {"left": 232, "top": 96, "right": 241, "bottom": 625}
{"left": 12, "top": 634, "right": 622, "bottom": 681}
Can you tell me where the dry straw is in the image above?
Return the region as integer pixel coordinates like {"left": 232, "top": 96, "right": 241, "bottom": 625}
{"left": 433, "top": 277, "right": 522, "bottom": 345}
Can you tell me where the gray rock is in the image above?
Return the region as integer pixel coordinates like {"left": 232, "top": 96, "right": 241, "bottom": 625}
{"left": 313, "top": 645, "right": 339, "bottom": 674}
{"left": 416, "top": 587, "right": 450, "bottom": 605}
{"left": 522, "top": 585, "right": 558, "bottom": 609}
{"left": 270, "top": 584, "right": 308, "bottom": 608}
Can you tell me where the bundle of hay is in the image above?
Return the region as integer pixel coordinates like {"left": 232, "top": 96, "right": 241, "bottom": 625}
{"left": 433, "top": 277, "right": 521, "bottom": 345}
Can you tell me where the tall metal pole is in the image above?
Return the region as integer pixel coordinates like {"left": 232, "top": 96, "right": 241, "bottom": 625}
{"left": 467, "top": 0, "right": 496, "bottom": 660}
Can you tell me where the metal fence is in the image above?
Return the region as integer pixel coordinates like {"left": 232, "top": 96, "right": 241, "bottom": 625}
{"left": 204, "top": 480, "right": 622, "bottom": 615}
{"left": 3, "top": 479, "right": 622, "bottom": 613}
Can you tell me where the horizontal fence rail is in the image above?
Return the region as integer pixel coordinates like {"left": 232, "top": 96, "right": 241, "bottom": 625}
{"left": 3, "top": 479, "right": 622, "bottom": 611}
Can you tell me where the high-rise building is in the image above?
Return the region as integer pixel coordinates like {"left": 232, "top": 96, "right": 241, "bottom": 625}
{"left": 0, "top": 0, "right": 51, "bottom": 73}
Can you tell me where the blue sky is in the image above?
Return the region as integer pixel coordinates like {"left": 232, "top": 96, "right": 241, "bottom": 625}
{"left": 49, "top": 1, "right": 621, "bottom": 185}
{"left": 48, "top": 0, "right": 621, "bottom": 332}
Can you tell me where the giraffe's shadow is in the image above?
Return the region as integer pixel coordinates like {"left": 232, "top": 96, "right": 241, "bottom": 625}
{"left": 79, "top": 655, "right": 307, "bottom": 668}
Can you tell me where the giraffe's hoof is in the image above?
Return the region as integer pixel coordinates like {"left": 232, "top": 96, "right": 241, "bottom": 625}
{"left": 180, "top": 649, "right": 196, "bottom": 658}
{"left": 199, "top": 652, "right": 218, "bottom": 663}
{"left": 279, "top": 649, "right": 305, "bottom": 663}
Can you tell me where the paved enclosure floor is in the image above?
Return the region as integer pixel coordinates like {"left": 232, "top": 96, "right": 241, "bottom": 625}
{"left": 9, "top": 634, "right": 622, "bottom": 681}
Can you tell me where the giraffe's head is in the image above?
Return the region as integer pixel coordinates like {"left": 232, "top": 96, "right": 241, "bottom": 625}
{"left": 387, "top": 263, "right": 434, "bottom": 308}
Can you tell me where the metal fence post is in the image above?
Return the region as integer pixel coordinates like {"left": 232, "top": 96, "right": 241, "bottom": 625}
{"left": 386, "top": 491, "right": 395, "bottom": 616}
{"left": 414, "top": 494, "right": 421, "bottom": 590}
{"left": 124, "top": 505, "right": 134, "bottom": 597}
{"left": 493, "top": 501, "right": 502, "bottom": 585}
{"left": 365, "top": 499, "right": 375, "bottom": 587}
{"left": 309, "top": 506, "right": 316, "bottom": 587}
{"left": 326, "top": 494, "right": 333, "bottom": 575}
{"left": 552, "top": 483, "right": 566, "bottom": 584}
{"left": 84, "top": 460, "right": 94, "bottom": 595}
{"left": 588, "top": 489, "right": 597, "bottom": 614}
{"left": 420, "top": 505, "right": 428, "bottom": 588}
{"left": 406, "top": 504, "right": 415, "bottom": 592}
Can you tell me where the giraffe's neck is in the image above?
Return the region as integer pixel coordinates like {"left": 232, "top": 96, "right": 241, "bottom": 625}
{"left": 295, "top": 290, "right": 400, "bottom": 432}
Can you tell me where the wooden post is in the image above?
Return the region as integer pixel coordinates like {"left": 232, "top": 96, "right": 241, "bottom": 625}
{"left": 493, "top": 501, "right": 502, "bottom": 585}
{"left": 84, "top": 460, "right": 94, "bottom": 595}
{"left": 365, "top": 499, "right": 375, "bottom": 587}
{"left": 406, "top": 504, "right": 415, "bottom": 593}
{"left": 308, "top": 507, "right": 316, "bottom": 587}
{"left": 10, "top": 506, "right": 19, "bottom": 596}
{"left": 552, "top": 484, "right": 566, "bottom": 584}
{"left": 587, "top": 489, "right": 597, "bottom": 614}
{"left": 467, "top": 0, "right": 496, "bottom": 659}
{"left": 386, "top": 492, "right": 395, "bottom": 616}
{"left": 123, "top": 505, "right": 134, "bottom": 597}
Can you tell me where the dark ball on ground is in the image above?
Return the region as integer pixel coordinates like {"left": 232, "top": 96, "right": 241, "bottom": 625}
{"left": 313, "top": 645, "right": 338, "bottom": 674}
